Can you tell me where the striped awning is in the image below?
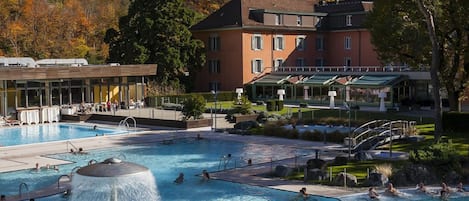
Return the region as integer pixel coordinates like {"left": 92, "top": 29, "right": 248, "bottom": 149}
{"left": 347, "top": 75, "right": 403, "bottom": 87}
{"left": 300, "top": 74, "right": 338, "bottom": 85}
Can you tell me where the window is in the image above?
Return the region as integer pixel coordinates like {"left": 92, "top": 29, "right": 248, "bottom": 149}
{"left": 251, "top": 59, "right": 263, "bottom": 73}
{"left": 209, "top": 34, "right": 220, "bottom": 51}
{"left": 344, "top": 36, "right": 351, "bottom": 50}
{"left": 273, "top": 58, "right": 284, "bottom": 71}
{"left": 208, "top": 60, "right": 220, "bottom": 74}
{"left": 315, "top": 58, "right": 324, "bottom": 67}
{"left": 346, "top": 15, "right": 352, "bottom": 26}
{"left": 296, "top": 36, "right": 306, "bottom": 51}
{"left": 209, "top": 82, "right": 220, "bottom": 91}
{"left": 315, "top": 36, "right": 324, "bottom": 51}
{"left": 344, "top": 57, "right": 352, "bottom": 67}
{"left": 275, "top": 14, "right": 283, "bottom": 25}
{"left": 297, "top": 16, "right": 302, "bottom": 26}
{"left": 273, "top": 35, "right": 284, "bottom": 50}
{"left": 251, "top": 34, "right": 263, "bottom": 50}
{"left": 296, "top": 58, "right": 305, "bottom": 67}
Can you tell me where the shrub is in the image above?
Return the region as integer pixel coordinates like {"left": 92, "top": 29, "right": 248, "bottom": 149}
{"left": 374, "top": 163, "right": 393, "bottom": 178}
{"left": 266, "top": 100, "right": 276, "bottom": 111}
{"left": 181, "top": 94, "right": 206, "bottom": 120}
{"left": 409, "top": 142, "right": 461, "bottom": 172}
{"left": 442, "top": 112, "right": 469, "bottom": 132}
{"left": 231, "top": 95, "right": 252, "bottom": 115}
{"left": 276, "top": 100, "right": 284, "bottom": 111}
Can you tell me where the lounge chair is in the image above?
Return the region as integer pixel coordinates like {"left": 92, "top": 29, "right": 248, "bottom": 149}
{"left": 2, "top": 116, "right": 22, "bottom": 126}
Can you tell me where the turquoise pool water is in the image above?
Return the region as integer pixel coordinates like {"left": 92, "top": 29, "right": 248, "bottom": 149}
{"left": 0, "top": 138, "right": 339, "bottom": 201}
{"left": 0, "top": 123, "right": 126, "bottom": 146}
{"left": 339, "top": 188, "right": 469, "bottom": 201}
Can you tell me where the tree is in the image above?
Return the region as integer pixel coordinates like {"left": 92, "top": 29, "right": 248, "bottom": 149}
{"left": 181, "top": 94, "right": 206, "bottom": 120}
{"left": 105, "top": 0, "right": 205, "bottom": 88}
{"left": 366, "top": 0, "right": 469, "bottom": 141}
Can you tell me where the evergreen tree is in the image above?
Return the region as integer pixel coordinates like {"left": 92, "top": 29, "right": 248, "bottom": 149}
{"left": 105, "top": 0, "right": 205, "bottom": 88}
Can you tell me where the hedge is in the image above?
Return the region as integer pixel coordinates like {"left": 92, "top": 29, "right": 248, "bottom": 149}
{"left": 442, "top": 111, "right": 469, "bottom": 132}
{"left": 147, "top": 91, "right": 236, "bottom": 107}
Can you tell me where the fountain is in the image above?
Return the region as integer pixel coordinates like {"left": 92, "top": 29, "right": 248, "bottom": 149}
{"left": 71, "top": 158, "right": 160, "bottom": 201}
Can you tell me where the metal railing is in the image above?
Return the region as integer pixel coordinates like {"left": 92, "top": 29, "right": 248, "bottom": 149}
{"left": 19, "top": 182, "right": 29, "bottom": 199}
{"left": 273, "top": 65, "right": 426, "bottom": 73}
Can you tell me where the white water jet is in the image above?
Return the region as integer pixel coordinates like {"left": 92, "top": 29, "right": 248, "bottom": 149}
{"left": 71, "top": 158, "right": 160, "bottom": 201}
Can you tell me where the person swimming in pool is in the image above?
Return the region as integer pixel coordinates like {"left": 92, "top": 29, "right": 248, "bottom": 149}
{"left": 368, "top": 187, "right": 379, "bottom": 199}
{"left": 174, "top": 172, "right": 184, "bottom": 184}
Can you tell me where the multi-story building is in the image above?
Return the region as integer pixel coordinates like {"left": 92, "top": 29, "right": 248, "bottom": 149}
{"left": 191, "top": 0, "right": 433, "bottom": 109}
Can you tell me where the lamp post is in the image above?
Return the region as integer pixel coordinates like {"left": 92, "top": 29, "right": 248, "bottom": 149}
{"left": 211, "top": 90, "right": 218, "bottom": 131}
{"left": 344, "top": 102, "right": 352, "bottom": 159}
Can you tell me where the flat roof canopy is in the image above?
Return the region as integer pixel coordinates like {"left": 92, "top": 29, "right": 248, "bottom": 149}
{"left": 250, "top": 74, "right": 291, "bottom": 85}
{"left": 300, "top": 74, "right": 337, "bottom": 85}
{"left": 347, "top": 75, "right": 404, "bottom": 87}
{"left": 0, "top": 64, "right": 157, "bottom": 81}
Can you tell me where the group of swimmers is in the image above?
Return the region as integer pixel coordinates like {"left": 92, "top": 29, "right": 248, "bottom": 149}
{"left": 32, "top": 163, "right": 59, "bottom": 172}
{"left": 70, "top": 147, "right": 87, "bottom": 155}
{"left": 369, "top": 181, "right": 467, "bottom": 200}
{"left": 174, "top": 169, "right": 211, "bottom": 184}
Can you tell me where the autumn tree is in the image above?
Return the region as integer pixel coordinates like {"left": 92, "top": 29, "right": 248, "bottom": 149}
{"left": 105, "top": 0, "right": 205, "bottom": 91}
{"left": 366, "top": 0, "right": 469, "bottom": 141}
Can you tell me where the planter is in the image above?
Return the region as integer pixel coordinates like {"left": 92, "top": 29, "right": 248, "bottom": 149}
{"left": 233, "top": 114, "right": 258, "bottom": 123}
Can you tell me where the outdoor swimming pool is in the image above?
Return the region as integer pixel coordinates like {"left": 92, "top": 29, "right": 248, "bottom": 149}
{"left": 0, "top": 138, "right": 339, "bottom": 201}
{"left": 0, "top": 123, "right": 126, "bottom": 146}
{"left": 339, "top": 188, "right": 469, "bottom": 201}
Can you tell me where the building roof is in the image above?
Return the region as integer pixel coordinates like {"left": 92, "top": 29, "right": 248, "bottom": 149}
{"left": 314, "top": 0, "right": 369, "bottom": 13}
{"left": 191, "top": 0, "right": 320, "bottom": 31}
{"left": 0, "top": 64, "right": 157, "bottom": 81}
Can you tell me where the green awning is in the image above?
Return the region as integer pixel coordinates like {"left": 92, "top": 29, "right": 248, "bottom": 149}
{"left": 300, "top": 74, "right": 337, "bottom": 85}
{"left": 250, "top": 74, "right": 291, "bottom": 85}
{"left": 347, "top": 75, "right": 403, "bottom": 87}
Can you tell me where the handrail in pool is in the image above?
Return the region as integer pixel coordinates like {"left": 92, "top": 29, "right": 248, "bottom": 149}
{"left": 66, "top": 140, "right": 79, "bottom": 152}
{"left": 18, "top": 182, "right": 29, "bottom": 199}
{"left": 57, "top": 175, "right": 71, "bottom": 189}
{"left": 70, "top": 166, "right": 81, "bottom": 176}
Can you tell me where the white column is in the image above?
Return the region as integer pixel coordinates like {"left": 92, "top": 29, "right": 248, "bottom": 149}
{"left": 345, "top": 86, "right": 350, "bottom": 102}
{"left": 379, "top": 92, "right": 387, "bottom": 112}
{"left": 236, "top": 88, "right": 243, "bottom": 102}
{"left": 303, "top": 86, "right": 309, "bottom": 100}
{"left": 328, "top": 91, "right": 337, "bottom": 109}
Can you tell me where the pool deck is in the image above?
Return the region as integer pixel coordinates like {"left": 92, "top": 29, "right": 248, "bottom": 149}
{"left": 0, "top": 125, "right": 359, "bottom": 200}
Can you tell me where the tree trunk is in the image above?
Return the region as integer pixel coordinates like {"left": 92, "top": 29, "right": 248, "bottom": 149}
{"left": 417, "top": 0, "right": 443, "bottom": 142}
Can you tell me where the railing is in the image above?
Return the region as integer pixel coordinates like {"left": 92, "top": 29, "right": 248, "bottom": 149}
{"left": 352, "top": 120, "right": 390, "bottom": 137}
{"left": 66, "top": 141, "right": 78, "bottom": 152}
{"left": 57, "top": 175, "right": 71, "bottom": 189}
{"left": 273, "top": 66, "right": 425, "bottom": 73}
{"left": 19, "top": 182, "right": 29, "bottom": 199}
{"left": 351, "top": 120, "right": 416, "bottom": 151}
{"left": 70, "top": 166, "right": 81, "bottom": 176}
{"left": 119, "top": 116, "right": 137, "bottom": 131}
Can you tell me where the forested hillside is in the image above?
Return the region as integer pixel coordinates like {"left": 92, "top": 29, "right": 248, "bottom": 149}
{"left": 0, "top": 0, "right": 227, "bottom": 63}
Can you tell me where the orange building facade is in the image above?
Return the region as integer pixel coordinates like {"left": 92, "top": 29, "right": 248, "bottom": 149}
{"left": 191, "top": 0, "right": 382, "bottom": 92}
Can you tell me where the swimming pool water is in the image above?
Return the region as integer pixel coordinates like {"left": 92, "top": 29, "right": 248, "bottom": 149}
{"left": 339, "top": 188, "right": 469, "bottom": 201}
{"left": 0, "top": 138, "right": 339, "bottom": 201}
{"left": 0, "top": 123, "right": 126, "bottom": 146}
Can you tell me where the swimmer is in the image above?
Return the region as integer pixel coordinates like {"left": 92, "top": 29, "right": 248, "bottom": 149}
{"left": 456, "top": 182, "right": 465, "bottom": 192}
{"left": 298, "top": 187, "right": 309, "bottom": 200}
{"left": 417, "top": 182, "right": 427, "bottom": 193}
{"left": 174, "top": 172, "right": 184, "bottom": 184}
{"left": 368, "top": 187, "right": 379, "bottom": 199}
{"left": 385, "top": 183, "right": 399, "bottom": 196}
{"left": 201, "top": 170, "right": 210, "bottom": 181}
{"left": 440, "top": 182, "right": 451, "bottom": 199}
